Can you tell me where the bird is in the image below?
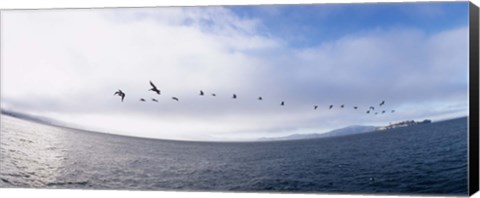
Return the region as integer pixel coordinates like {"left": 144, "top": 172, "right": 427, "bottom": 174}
{"left": 366, "top": 110, "right": 370, "bottom": 114}
{"left": 314, "top": 105, "right": 318, "bottom": 110}
{"left": 375, "top": 112, "right": 378, "bottom": 115}
{"left": 379, "top": 100, "right": 385, "bottom": 106}
{"left": 353, "top": 106, "right": 358, "bottom": 109}
{"left": 382, "top": 110, "right": 386, "bottom": 114}
{"left": 140, "top": 98, "right": 146, "bottom": 102}
{"left": 152, "top": 98, "right": 158, "bottom": 102}
{"left": 280, "top": 101, "right": 285, "bottom": 106}
{"left": 149, "top": 81, "right": 161, "bottom": 95}
{"left": 211, "top": 93, "right": 216, "bottom": 97}
{"left": 200, "top": 90, "right": 204, "bottom": 96}
{"left": 258, "top": 97, "right": 263, "bottom": 100}
{"left": 233, "top": 94, "right": 237, "bottom": 99}
{"left": 340, "top": 104, "right": 345, "bottom": 108}
{"left": 172, "top": 97, "right": 179, "bottom": 101}
{"left": 369, "top": 106, "right": 375, "bottom": 110}
{"left": 329, "top": 105, "right": 333, "bottom": 109}
{"left": 114, "top": 90, "right": 125, "bottom": 102}
{"left": 391, "top": 110, "right": 395, "bottom": 113}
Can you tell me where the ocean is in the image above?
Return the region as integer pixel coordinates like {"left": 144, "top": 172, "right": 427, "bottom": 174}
{"left": 0, "top": 115, "right": 468, "bottom": 195}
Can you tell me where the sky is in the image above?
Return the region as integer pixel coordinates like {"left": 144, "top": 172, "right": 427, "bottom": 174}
{"left": 0, "top": 2, "right": 470, "bottom": 141}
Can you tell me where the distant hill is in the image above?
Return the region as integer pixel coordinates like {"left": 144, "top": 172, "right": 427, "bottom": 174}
{"left": 1, "top": 109, "right": 59, "bottom": 126}
{"left": 259, "top": 125, "right": 378, "bottom": 141}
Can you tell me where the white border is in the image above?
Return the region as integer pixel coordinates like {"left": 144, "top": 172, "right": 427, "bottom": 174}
{"left": 0, "top": 0, "right": 478, "bottom": 198}
{"left": 0, "top": 0, "right": 478, "bottom": 9}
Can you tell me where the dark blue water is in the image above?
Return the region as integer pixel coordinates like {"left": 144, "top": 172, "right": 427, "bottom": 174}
{"left": 0, "top": 115, "right": 468, "bottom": 195}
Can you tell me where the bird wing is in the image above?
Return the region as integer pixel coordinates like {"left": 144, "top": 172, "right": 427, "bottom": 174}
{"left": 149, "top": 81, "right": 157, "bottom": 89}
{"left": 114, "top": 91, "right": 120, "bottom": 96}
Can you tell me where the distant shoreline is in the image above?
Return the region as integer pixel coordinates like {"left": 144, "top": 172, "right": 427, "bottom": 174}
{"left": 0, "top": 109, "right": 468, "bottom": 144}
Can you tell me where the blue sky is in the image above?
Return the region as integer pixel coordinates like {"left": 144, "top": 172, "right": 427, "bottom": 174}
{"left": 1, "top": 2, "right": 470, "bottom": 141}
{"left": 230, "top": 2, "right": 468, "bottom": 48}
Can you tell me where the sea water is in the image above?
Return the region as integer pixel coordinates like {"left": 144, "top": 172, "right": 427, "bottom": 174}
{"left": 0, "top": 115, "right": 468, "bottom": 195}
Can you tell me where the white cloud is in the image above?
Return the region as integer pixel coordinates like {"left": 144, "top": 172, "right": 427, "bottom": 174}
{"left": 1, "top": 7, "right": 468, "bottom": 141}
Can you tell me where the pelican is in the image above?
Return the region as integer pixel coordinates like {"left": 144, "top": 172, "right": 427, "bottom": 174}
{"left": 200, "top": 90, "right": 204, "bottom": 96}
{"left": 379, "top": 100, "right": 385, "bottom": 106}
{"left": 152, "top": 98, "right": 158, "bottom": 102}
{"left": 149, "top": 81, "right": 161, "bottom": 95}
{"left": 140, "top": 98, "right": 146, "bottom": 102}
{"left": 281, "top": 101, "right": 285, "bottom": 106}
{"left": 340, "top": 104, "right": 345, "bottom": 108}
{"left": 233, "top": 94, "right": 237, "bottom": 99}
{"left": 172, "top": 97, "right": 179, "bottom": 101}
{"left": 353, "top": 106, "right": 358, "bottom": 109}
{"left": 258, "top": 97, "right": 263, "bottom": 100}
{"left": 329, "top": 105, "right": 333, "bottom": 109}
{"left": 314, "top": 105, "right": 318, "bottom": 110}
{"left": 113, "top": 90, "right": 125, "bottom": 102}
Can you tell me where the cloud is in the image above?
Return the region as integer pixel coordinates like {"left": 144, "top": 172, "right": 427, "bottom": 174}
{"left": 1, "top": 7, "right": 469, "bottom": 141}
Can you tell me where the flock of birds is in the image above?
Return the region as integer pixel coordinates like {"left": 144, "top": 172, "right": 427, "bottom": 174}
{"left": 114, "top": 81, "right": 396, "bottom": 115}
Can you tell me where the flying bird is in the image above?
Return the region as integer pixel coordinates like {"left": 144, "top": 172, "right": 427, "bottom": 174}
{"left": 200, "top": 90, "right": 204, "bottom": 96}
{"left": 353, "top": 106, "right": 358, "bottom": 109}
{"left": 211, "top": 93, "right": 216, "bottom": 97}
{"left": 113, "top": 90, "right": 125, "bottom": 102}
{"left": 149, "top": 81, "right": 161, "bottom": 95}
{"left": 379, "top": 100, "right": 385, "bottom": 106}
{"left": 329, "top": 105, "right": 333, "bottom": 109}
{"left": 280, "top": 101, "right": 285, "bottom": 106}
{"left": 382, "top": 110, "right": 386, "bottom": 114}
{"left": 258, "top": 97, "right": 263, "bottom": 100}
{"left": 369, "top": 106, "right": 375, "bottom": 110}
{"left": 152, "top": 98, "right": 158, "bottom": 102}
{"left": 374, "top": 112, "right": 378, "bottom": 115}
{"left": 314, "top": 105, "right": 318, "bottom": 110}
{"left": 391, "top": 110, "right": 395, "bottom": 113}
{"left": 140, "top": 98, "right": 146, "bottom": 102}
{"left": 340, "top": 104, "right": 345, "bottom": 108}
{"left": 172, "top": 97, "right": 179, "bottom": 101}
{"left": 366, "top": 110, "right": 370, "bottom": 114}
{"left": 233, "top": 94, "right": 237, "bottom": 99}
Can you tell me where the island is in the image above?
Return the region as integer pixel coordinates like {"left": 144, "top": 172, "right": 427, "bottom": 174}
{"left": 376, "top": 119, "right": 432, "bottom": 131}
